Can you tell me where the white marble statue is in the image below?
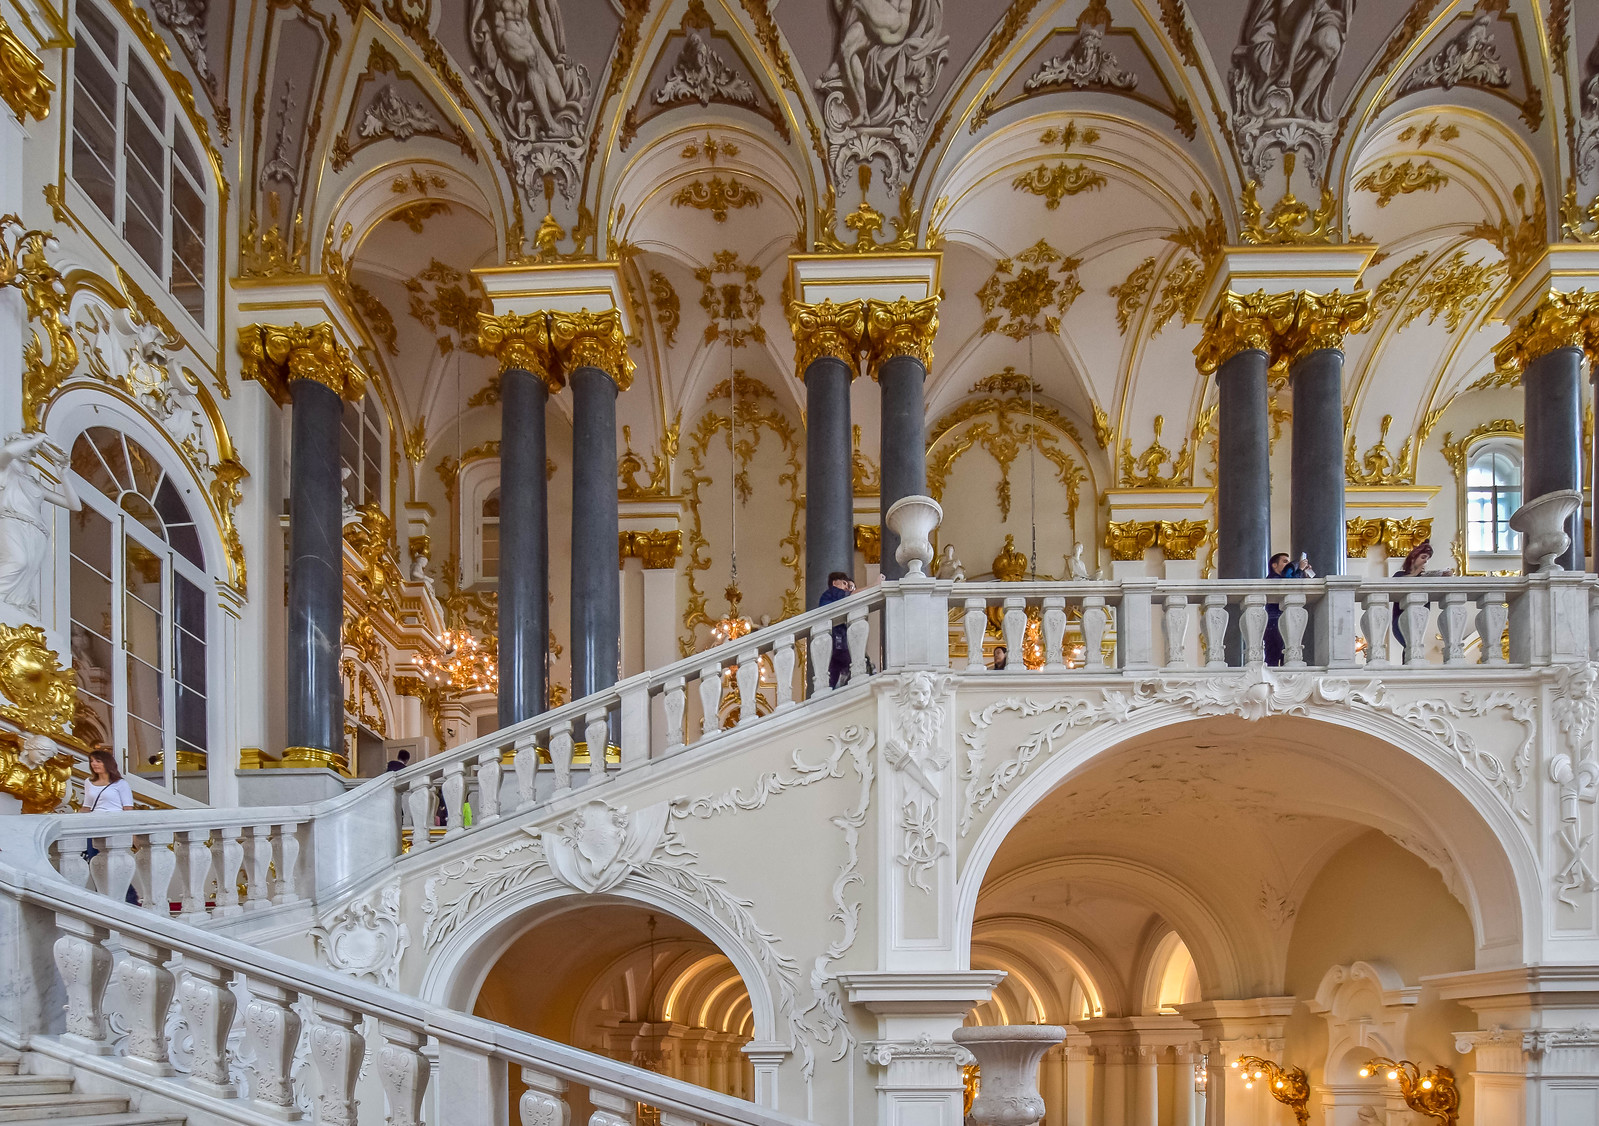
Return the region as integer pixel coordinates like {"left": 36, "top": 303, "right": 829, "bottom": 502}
{"left": 1229, "top": 0, "right": 1352, "bottom": 178}
{"left": 815, "top": 0, "right": 949, "bottom": 189}
{"left": 1067, "top": 542, "right": 1092, "bottom": 580}
{"left": 1025, "top": 12, "right": 1136, "bottom": 91}
{"left": 934, "top": 544, "right": 964, "bottom": 581}
{"left": 1397, "top": 13, "right": 1508, "bottom": 94}
{"left": 409, "top": 543, "right": 431, "bottom": 584}
{"left": 0, "top": 434, "right": 81, "bottom": 617}
{"left": 468, "top": 0, "right": 589, "bottom": 144}
{"left": 341, "top": 467, "right": 360, "bottom": 525}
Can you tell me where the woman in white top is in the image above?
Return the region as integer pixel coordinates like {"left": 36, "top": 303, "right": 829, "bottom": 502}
{"left": 83, "top": 749, "right": 133, "bottom": 812}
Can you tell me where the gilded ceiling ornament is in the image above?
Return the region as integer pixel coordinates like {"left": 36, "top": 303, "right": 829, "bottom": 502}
{"left": 977, "top": 240, "right": 1083, "bottom": 340}
{"left": 1156, "top": 0, "right": 1199, "bottom": 68}
{"left": 1346, "top": 415, "right": 1415, "bottom": 486}
{"left": 671, "top": 174, "right": 763, "bottom": 223}
{"left": 1105, "top": 520, "right": 1159, "bottom": 561}
{"left": 618, "top": 530, "right": 682, "bottom": 569}
{"left": 1165, "top": 191, "right": 1227, "bottom": 270}
{"left": 1397, "top": 117, "right": 1460, "bottom": 145}
{"left": 1119, "top": 415, "right": 1192, "bottom": 488}
{"left": 547, "top": 308, "right": 634, "bottom": 390}
{"left": 1012, "top": 121, "right": 1106, "bottom": 209}
{"left": 648, "top": 271, "right": 681, "bottom": 347}
{"left": 1355, "top": 159, "right": 1449, "bottom": 207}
{"left": 476, "top": 310, "right": 557, "bottom": 387}
{"left": 815, "top": 165, "right": 921, "bottom": 253}
{"left": 697, "top": 250, "right": 765, "bottom": 348}
{"left": 788, "top": 297, "right": 864, "bottom": 373}
{"left": 969, "top": 368, "right": 1042, "bottom": 396}
{"left": 1158, "top": 519, "right": 1208, "bottom": 561}
{"left": 814, "top": 0, "right": 947, "bottom": 189}
{"left": 349, "top": 279, "right": 399, "bottom": 357}
{"left": 239, "top": 198, "right": 309, "bottom": 278}
{"left": 617, "top": 426, "right": 670, "bottom": 499}
{"left": 1091, "top": 402, "right": 1111, "bottom": 450}
{"left": 1467, "top": 181, "right": 1546, "bottom": 280}
{"left": 866, "top": 295, "right": 939, "bottom": 377}
{"left": 1228, "top": 0, "right": 1347, "bottom": 179}
{"left": 1149, "top": 257, "right": 1204, "bottom": 333}
{"left": 0, "top": 624, "right": 76, "bottom": 742}
{"left": 1494, "top": 290, "right": 1599, "bottom": 370}
{"left": 1346, "top": 516, "right": 1384, "bottom": 558}
{"left": 1193, "top": 290, "right": 1296, "bottom": 374}
{"left": 1395, "top": 12, "right": 1509, "bottom": 96}
{"left": 1240, "top": 155, "right": 1340, "bottom": 246}
{"left": 1371, "top": 252, "right": 1428, "bottom": 314}
{"left": 680, "top": 134, "right": 740, "bottom": 164}
{"left": 0, "top": 16, "right": 53, "bottom": 123}
{"left": 237, "top": 322, "right": 365, "bottom": 405}
{"left": 1559, "top": 182, "right": 1599, "bottom": 242}
{"left": 926, "top": 405, "right": 1083, "bottom": 524}
{"left": 1398, "top": 251, "right": 1506, "bottom": 333}
{"left": 388, "top": 200, "right": 453, "bottom": 234}
{"left": 1025, "top": 1, "right": 1135, "bottom": 92}
{"left": 1110, "top": 257, "right": 1157, "bottom": 335}
{"left": 406, "top": 260, "right": 488, "bottom": 357}
{"left": 403, "top": 419, "right": 428, "bottom": 465}
{"left": 1, "top": 216, "right": 74, "bottom": 433}
{"left": 973, "top": 0, "right": 1046, "bottom": 74}
{"left": 1279, "top": 289, "right": 1374, "bottom": 365}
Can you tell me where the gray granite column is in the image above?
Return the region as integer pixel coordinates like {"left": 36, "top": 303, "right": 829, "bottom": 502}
{"left": 1289, "top": 347, "right": 1346, "bottom": 576}
{"left": 878, "top": 354, "right": 927, "bottom": 580}
{"left": 570, "top": 366, "right": 620, "bottom": 697}
{"left": 805, "top": 355, "right": 854, "bottom": 607}
{"left": 286, "top": 376, "right": 344, "bottom": 760}
{"left": 497, "top": 367, "right": 549, "bottom": 726}
{"left": 1525, "top": 346, "right": 1585, "bottom": 571}
{"left": 1215, "top": 348, "right": 1271, "bottom": 579}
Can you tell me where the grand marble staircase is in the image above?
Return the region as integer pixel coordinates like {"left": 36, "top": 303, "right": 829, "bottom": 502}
{"left": 0, "top": 1058, "right": 183, "bottom": 1125}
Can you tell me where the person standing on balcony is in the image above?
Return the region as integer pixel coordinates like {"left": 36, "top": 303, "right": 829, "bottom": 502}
{"left": 82, "top": 750, "right": 139, "bottom": 904}
{"left": 1264, "top": 552, "right": 1315, "bottom": 665}
{"left": 1392, "top": 542, "right": 1453, "bottom": 649}
{"left": 991, "top": 644, "right": 1009, "bottom": 670}
{"left": 818, "top": 571, "right": 855, "bottom": 687}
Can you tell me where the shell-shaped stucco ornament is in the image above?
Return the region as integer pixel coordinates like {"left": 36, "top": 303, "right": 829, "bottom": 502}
{"left": 311, "top": 882, "right": 411, "bottom": 989}
{"left": 542, "top": 799, "right": 670, "bottom": 894}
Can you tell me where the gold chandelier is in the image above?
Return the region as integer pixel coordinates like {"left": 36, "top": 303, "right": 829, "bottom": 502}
{"left": 709, "top": 583, "right": 753, "bottom": 647}
{"left": 417, "top": 627, "right": 498, "bottom": 694}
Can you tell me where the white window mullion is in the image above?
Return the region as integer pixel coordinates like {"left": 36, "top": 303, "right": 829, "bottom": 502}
{"left": 110, "top": 513, "right": 129, "bottom": 777}
{"left": 111, "top": 39, "right": 127, "bottom": 237}
{"left": 161, "top": 549, "right": 176, "bottom": 791}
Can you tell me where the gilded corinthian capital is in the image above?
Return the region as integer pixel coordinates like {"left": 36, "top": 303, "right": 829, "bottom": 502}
{"left": 865, "top": 295, "right": 939, "bottom": 379}
{"left": 1193, "top": 290, "right": 1296, "bottom": 374}
{"left": 237, "top": 322, "right": 366, "bottom": 404}
{"left": 787, "top": 298, "right": 865, "bottom": 374}
{"left": 1493, "top": 290, "right": 1599, "bottom": 371}
{"left": 1279, "top": 289, "right": 1374, "bottom": 365}
{"left": 476, "top": 311, "right": 561, "bottom": 391}
{"left": 547, "top": 308, "right": 634, "bottom": 390}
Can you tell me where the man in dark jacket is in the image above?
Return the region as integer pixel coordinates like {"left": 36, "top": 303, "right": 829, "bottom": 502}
{"left": 1264, "top": 552, "right": 1315, "bottom": 665}
{"left": 817, "top": 571, "right": 855, "bottom": 687}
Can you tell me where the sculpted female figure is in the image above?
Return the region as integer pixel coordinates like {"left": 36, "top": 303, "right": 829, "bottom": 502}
{"left": 0, "top": 434, "right": 80, "bottom": 616}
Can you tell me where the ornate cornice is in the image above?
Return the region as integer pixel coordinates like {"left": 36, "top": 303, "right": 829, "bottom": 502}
{"left": 1280, "top": 289, "right": 1374, "bottom": 365}
{"left": 548, "top": 308, "right": 634, "bottom": 391}
{"left": 1193, "top": 290, "right": 1295, "bottom": 374}
{"left": 476, "top": 311, "right": 560, "bottom": 391}
{"left": 237, "top": 322, "right": 366, "bottom": 405}
{"left": 787, "top": 298, "right": 865, "bottom": 374}
{"left": 0, "top": 16, "right": 53, "bottom": 123}
{"left": 1493, "top": 290, "right": 1599, "bottom": 371}
{"left": 865, "top": 296, "right": 939, "bottom": 379}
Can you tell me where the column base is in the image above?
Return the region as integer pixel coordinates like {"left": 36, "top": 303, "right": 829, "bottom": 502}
{"left": 278, "top": 746, "right": 350, "bottom": 776}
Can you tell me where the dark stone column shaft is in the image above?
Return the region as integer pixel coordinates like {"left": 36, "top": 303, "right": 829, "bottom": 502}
{"left": 1215, "top": 348, "right": 1271, "bottom": 579}
{"left": 498, "top": 367, "right": 549, "bottom": 727}
{"left": 286, "top": 377, "right": 344, "bottom": 755}
{"left": 1525, "top": 346, "right": 1585, "bottom": 571}
{"left": 805, "top": 356, "right": 855, "bottom": 607}
{"left": 570, "top": 366, "right": 621, "bottom": 697}
{"left": 878, "top": 354, "right": 927, "bottom": 580}
{"left": 1289, "top": 347, "right": 1346, "bottom": 576}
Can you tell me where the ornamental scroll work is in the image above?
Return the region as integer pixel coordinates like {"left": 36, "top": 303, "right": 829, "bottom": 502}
{"left": 0, "top": 625, "right": 80, "bottom": 813}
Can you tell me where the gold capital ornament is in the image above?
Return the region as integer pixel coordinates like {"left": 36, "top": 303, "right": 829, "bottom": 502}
{"left": 0, "top": 17, "right": 52, "bottom": 124}
{"left": 1279, "top": 289, "right": 1374, "bottom": 365}
{"left": 237, "top": 322, "right": 367, "bottom": 404}
{"left": 865, "top": 295, "right": 939, "bottom": 379}
{"left": 476, "top": 310, "right": 561, "bottom": 391}
{"left": 1193, "top": 290, "right": 1296, "bottom": 374}
{"left": 618, "top": 529, "right": 683, "bottom": 569}
{"left": 1493, "top": 290, "right": 1599, "bottom": 372}
{"left": 787, "top": 298, "right": 865, "bottom": 374}
{"left": 547, "top": 308, "right": 634, "bottom": 390}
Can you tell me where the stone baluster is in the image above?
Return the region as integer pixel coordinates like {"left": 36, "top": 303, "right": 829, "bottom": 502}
{"left": 1362, "top": 592, "right": 1393, "bottom": 667}
{"left": 520, "top": 1067, "right": 571, "bottom": 1126}
{"left": 550, "top": 720, "right": 575, "bottom": 792}
{"left": 735, "top": 650, "right": 760, "bottom": 726}
{"left": 54, "top": 915, "right": 112, "bottom": 1051}
{"left": 475, "top": 749, "right": 503, "bottom": 826}
{"left": 1439, "top": 591, "right": 1471, "bottom": 665}
{"left": 378, "top": 1023, "right": 429, "bottom": 1126}
{"left": 1591, "top": 587, "right": 1599, "bottom": 660}
{"left": 177, "top": 957, "right": 238, "bottom": 1096}
{"left": 242, "top": 979, "right": 299, "bottom": 1114}
{"left": 175, "top": 830, "right": 212, "bottom": 922}
{"left": 138, "top": 830, "right": 177, "bottom": 916}
{"left": 1280, "top": 592, "right": 1309, "bottom": 667}
{"left": 847, "top": 607, "right": 870, "bottom": 678}
{"left": 1164, "top": 594, "right": 1190, "bottom": 668}
{"left": 92, "top": 833, "right": 137, "bottom": 904}
{"left": 514, "top": 734, "right": 539, "bottom": 810}
{"left": 1201, "top": 594, "right": 1228, "bottom": 668}
{"left": 309, "top": 1001, "right": 364, "bottom": 1124}
{"left": 243, "top": 825, "right": 273, "bottom": 907}
{"left": 56, "top": 836, "right": 91, "bottom": 889}
{"left": 272, "top": 824, "right": 301, "bottom": 904}
{"left": 442, "top": 760, "right": 466, "bottom": 833}
{"left": 589, "top": 1088, "right": 638, "bottom": 1126}
{"left": 1239, "top": 593, "right": 1268, "bottom": 666}
{"left": 115, "top": 935, "right": 175, "bottom": 1075}
{"left": 1001, "top": 596, "right": 1026, "bottom": 663}
{"left": 963, "top": 599, "right": 987, "bottom": 671}
{"left": 405, "top": 782, "right": 436, "bottom": 853}
{"left": 1478, "top": 591, "right": 1508, "bottom": 665}
{"left": 663, "top": 677, "right": 687, "bottom": 751}
{"left": 619, "top": 681, "right": 649, "bottom": 770}
{"left": 1120, "top": 581, "right": 1156, "bottom": 670}
{"left": 584, "top": 709, "right": 608, "bottom": 775}
{"left": 699, "top": 665, "right": 723, "bottom": 736}
{"left": 1082, "top": 596, "right": 1109, "bottom": 669}
{"left": 1400, "top": 592, "right": 1431, "bottom": 665}
{"left": 210, "top": 827, "right": 245, "bottom": 917}
{"left": 809, "top": 623, "right": 833, "bottom": 697}
{"left": 772, "top": 636, "right": 796, "bottom": 710}
{"left": 1043, "top": 596, "right": 1068, "bottom": 671}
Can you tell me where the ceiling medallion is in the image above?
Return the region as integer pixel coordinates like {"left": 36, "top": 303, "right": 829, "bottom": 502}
{"left": 672, "top": 174, "right": 763, "bottom": 222}
{"left": 1240, "top": 154, "right": 1340, "bottom": 245}
{"left": 815, "top": 165, "right": 920, "bottom": 253}
{"left": 977, "top": 240, "right": 1083, "bottom": 340}
{"left": 696, "top": 251, "right": 765, "bottom": 347}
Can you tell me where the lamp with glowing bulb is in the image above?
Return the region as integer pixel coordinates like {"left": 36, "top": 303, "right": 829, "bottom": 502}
{"left": 1230, "top": 1055, "right": 1310, "bottom": 1125}
{"left": 1359, "top": 1057, "right": 1459, "bottom": 1125}
{"left": 416, "top": 627, "right": 498, "bottom": 694}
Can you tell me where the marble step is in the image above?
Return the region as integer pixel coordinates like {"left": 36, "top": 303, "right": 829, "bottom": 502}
{"left": 0, "top": 1118, "right": 185, "bottom": 1126}
{"left": 0, "top": 1095, "right": 137, "bottom": 1122}
{"left": 0, "top": 1078, "right": 75, "bottom": 1098}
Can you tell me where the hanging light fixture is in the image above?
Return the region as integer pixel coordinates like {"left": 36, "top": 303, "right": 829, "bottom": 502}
{"left": 708, "top": 293, "right": 752, "bottom": 648}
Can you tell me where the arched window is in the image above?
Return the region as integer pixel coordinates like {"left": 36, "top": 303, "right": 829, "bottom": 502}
{"left": 477, "top": 489, "right": 500, "bottom": 581}
{"left": 341, "top": 391, "right": 386, "bottom": 509}
{"left": 1466, "top": 441, "right": 1522, "bottom": 555}
{"left": 68, "top": 428, "right": 209, "bottom": 785}
{"left": 68, "top": 0, "right": 210, "bottom": 321}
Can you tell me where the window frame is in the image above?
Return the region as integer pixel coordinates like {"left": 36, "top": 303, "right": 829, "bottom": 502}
{"left": 341, "top": 391, "right": 388, "bottom": 511}
{"left": 1465, "top": 438, "right": 1524, "bottom": 558}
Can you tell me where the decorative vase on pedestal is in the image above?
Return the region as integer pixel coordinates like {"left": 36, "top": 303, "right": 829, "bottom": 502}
{"left": 1509, "top": 489, "right": 1583, "bottom": 572}
{"left": 885, "top": 494, "right": 943, "bottom": 577}
{"left": 951, "top": 1025, "right": 1067, "bottom": 1126}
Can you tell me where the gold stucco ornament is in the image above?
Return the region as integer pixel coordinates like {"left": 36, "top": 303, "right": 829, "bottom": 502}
{"left": 0, "top": 623, "right": 76, "bottom": 739}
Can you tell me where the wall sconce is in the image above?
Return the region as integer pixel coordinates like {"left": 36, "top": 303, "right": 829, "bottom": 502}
{"left": 1232, "top": 1055, "right": 1310, "bottom": 1126}
{"left": 1192, "top": 1060, "right": 1207, "bottom": 1094}
{"left": 1360, "top": 1057, "right": 1460, "bottom": 1126}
